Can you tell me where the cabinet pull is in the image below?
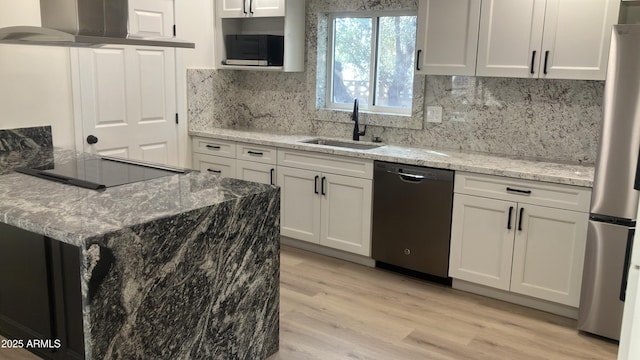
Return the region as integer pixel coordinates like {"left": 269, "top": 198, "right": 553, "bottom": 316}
{"left": 207, "top": 169, "right": 221, "bottom": 174}
{"left": 416, "top": 49, "right": 422, "bottom": 71}
{"left": 206, "top": 144, "right": 221, "bottom": 150}
{"left": 543, "top": 50, "right": 550, "bottom": 75}
{"left": 507, "top": 206, "right": 514, "bottom": 230}
{"left": 518, "top": 207, "right": 524, "bottom": 231}
{"left": 321, "top": 176, "right": 326, "bottom": 196}
{"left": 314, "top": 175, "right": 319, "bottom": 194}
{"left": 249, "top": 0, "right": 254, "bottom": 14}
{"left": 242, "top": 0, "right": 247, "bottom": 14}
{"left": 530, "top": 50, "right": 536, "bottom": 74}
{"left": 270, "top": 168, "right": 275, "bottom": 185}
{"left": 506, "top": 187, "right": 532, "bottom": 195}
{"left": 247, "top": 150, "right": 263, "bottom": 156}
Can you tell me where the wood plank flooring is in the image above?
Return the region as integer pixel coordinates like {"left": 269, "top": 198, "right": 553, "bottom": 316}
{"left": 1, "top": 245, "right": 619, "bottom": 359}
{"left": 270, "top": 245, "right": 618, "bottom": 360}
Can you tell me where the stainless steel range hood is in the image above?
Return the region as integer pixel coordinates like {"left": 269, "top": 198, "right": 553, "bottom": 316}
{"left": 0, "top": 0, "right": 194, "bottom": 48}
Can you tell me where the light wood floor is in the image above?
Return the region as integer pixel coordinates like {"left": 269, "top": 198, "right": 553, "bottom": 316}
{"left": 1, "top": 246, "right": 619, "bottom": 360}
{"left": 269, "top": 245, "right": 618, "bottom": 360}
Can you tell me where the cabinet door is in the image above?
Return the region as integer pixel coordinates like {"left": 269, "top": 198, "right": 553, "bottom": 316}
{"left": 510, "top": 204, "right": 588, "bottom": 306}
{"left": 539, "top": 0, "right": 620, "bottom": 80}
{"left": 128, "top": 0, "right": 175, "bottom": 38}
{"left": 476, "top": 0, "right": 546, "bottom": 78}
{"left": 415, "top": 0, "right": 481, "bottom": 76}
{"left": 277, "top": 166, "right": 321, "bottom": 244}
{"left": 449, "top": 194, "right": 516, "bottom": 290}
{"left": 250, "top": 0, "right": 286, "bottom": 17}
{"left": 320, "top": 174, "right": 372, "bottom": 256}
{"left": 237, "top": 159, "right": 275, "bottom": 185}
{"left": 193, "top": 153, "right": 237, "bottom": 178}
{"left": 217, "top": 0, "right": 249, "bottom": 18}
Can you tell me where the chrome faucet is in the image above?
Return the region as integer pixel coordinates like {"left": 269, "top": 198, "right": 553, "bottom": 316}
{"left": 352, "top": 98, "right": 366, "bottom": 141}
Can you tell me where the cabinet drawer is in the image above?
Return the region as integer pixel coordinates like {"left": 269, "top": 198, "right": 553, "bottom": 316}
{"left": 455, "top": 172, "right": 591, "bottom": 212}
{"left": 277, "top": 149, "right": 373, "bottom": 179}
{"left": 193, "top": 153, "right": 236, "bottom": 178}
{"left": 192, "top": 137, "right": 236, "bottom": 158}
{"left": 237, "top": 143, "right": 277, "bottom": 165}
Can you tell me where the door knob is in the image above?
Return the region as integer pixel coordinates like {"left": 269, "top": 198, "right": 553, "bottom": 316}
{"left": 86, "top": 135, "right": 98, "bottom": 145}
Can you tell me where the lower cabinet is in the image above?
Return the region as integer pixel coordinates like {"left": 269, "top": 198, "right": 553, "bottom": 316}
{"left": 192, "top": 153, "right": 237, "bottom": 178}
{"left": 0, "top": 223, "right": 85, "bottom": 360}
{"left": 237, "top": 159, "right": 276, "bottom": 185}
{"left": 277, "top": 149, "right": 373, "bottom": 256}
{"left": 449, "top": 172, "right": 591, "bottom": 307}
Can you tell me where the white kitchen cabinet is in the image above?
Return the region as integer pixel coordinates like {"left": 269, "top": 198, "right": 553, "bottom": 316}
{"left": 128, "top": 0, "right": 175, "bottom": 38}
{"left": 215, "top": 0, "right": 304, "bottom": 71}
{"left": 192, "top": 137, "right": 237, "bottom": 178}
{"left": 449, "top": 172, "right": 591, "bottom": 307}
{"left": 278, "top": 166, "right": 322, "bottom": 243}
{"left": 236, "top": 142, "right": 277, "bottom": 185}
{"left": 449, "top": 194, "right": 515, "bottom": 290}
{"left": 192, "top": 153, "right": 237, "bottom": 178}
{"left": 415, "top": 0, "right": 481, "bottom": 76}
{"left": 476, "top": 0, "right": 620, "bottom": 80}
{"left": 277, "top": 149, "right": 373, "bottom": 257}
{"left": 217, "top": 0, "right": 285, "bottom": 18}
{"left": 511, "top": 204, "right": 588, "bottom": 306}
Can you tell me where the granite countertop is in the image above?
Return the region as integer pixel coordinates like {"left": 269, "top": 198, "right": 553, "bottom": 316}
{"left": 190, "top": 128, "right": 595, "bottom": 187}
{"left": 0, "top": 149, "right": 277, "bottom": 247}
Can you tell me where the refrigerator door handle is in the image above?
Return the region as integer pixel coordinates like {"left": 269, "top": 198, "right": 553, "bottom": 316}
{"left": 635, "top": 145, "right": 640, "bottom": 191}
{"left": 621, "top": 228, "right": 635, "bottom": 301}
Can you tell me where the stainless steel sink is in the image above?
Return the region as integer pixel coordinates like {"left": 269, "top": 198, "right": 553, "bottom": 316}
{"left": 301, "top": 138, "right": 382, "bottom": 150}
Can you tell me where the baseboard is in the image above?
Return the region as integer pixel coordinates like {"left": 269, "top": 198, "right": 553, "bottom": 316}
{"left": 280, "top": 236, "right": 375, "bottom": 267}
{"left": 453, "top": 279, "right": 579, "bottom": 319}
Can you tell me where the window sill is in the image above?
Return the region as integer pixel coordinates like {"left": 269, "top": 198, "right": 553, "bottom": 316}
{"left": 313, "top": 107, "right": 423, "bottom": 130}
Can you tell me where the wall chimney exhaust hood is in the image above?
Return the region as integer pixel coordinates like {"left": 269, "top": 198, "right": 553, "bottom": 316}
{"left": 0, "top": 0, "right": 195, "bottom": 48}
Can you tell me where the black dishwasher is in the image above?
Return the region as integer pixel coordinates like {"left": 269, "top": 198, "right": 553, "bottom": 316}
{"left": 372, "top": 161, "right": 454, "bottom": 281}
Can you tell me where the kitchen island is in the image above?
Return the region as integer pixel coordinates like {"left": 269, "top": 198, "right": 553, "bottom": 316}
{"left": 0, "top": 146, "right": 280, "bottom": 359}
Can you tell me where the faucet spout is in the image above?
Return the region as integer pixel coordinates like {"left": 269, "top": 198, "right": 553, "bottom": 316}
{"left": 352, "top": 98, "right": 366, "bottom": 141}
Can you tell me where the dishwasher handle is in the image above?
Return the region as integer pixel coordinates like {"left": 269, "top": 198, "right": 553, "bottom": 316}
{"left": 385, "top": 170, "right": 435, "bottom": 182}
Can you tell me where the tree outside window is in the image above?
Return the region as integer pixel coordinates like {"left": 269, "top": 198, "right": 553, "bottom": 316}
{"left": 328, "top": 14, "right": 417, "bottom": 114}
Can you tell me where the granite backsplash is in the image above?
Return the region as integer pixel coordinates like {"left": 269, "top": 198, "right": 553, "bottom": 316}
{"left": 187, "top": 0, "right": 603, "bottom": 164}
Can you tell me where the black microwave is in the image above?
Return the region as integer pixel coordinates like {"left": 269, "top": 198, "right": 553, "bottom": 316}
{"left": 224, "top": 35, "right": 284, "bottom": 66}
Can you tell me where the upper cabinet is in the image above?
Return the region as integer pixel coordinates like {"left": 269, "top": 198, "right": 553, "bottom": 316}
{"left": 218, "top": 0, "right": 286, "bottom": 18}
{"left": 415, "top": 0, "right": 481, "bottom": 76}
{"left": 215, "top": 0, "right": 304, "bottom": 72}
{"left": 476, "top": 0, "right": 620, "bottom": 80}
{"left": 416, "top": 0, "right": 620, "bottom": 80}
{"left": 128, "top": 0, "right": 175, "bottom": 38}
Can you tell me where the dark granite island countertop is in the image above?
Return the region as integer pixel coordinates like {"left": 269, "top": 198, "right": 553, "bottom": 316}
{"left": 0, "top": 150, "right": 280, "bottom": 360}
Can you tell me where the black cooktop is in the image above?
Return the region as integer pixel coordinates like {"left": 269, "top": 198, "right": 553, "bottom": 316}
{"left": 15, "top": 156, "right": 186, "bottom": 190}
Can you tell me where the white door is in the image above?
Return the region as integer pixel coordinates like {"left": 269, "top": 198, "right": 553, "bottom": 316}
{"left": 128, "top": 0, "right": 175, "bottom": 38}
{"left": 449, "top": 194, "right": 516, "bottom": 290}
{"left": 74, "top": 46, "right": 178, "bottom": 166}
{"left": 539, "top": 0, "right": 620, "bottom": 80}
{"left": 250, "top": 0, "right": 286, "bottom": 17}
{"left": 277, "top": 166, "right": 321, "bottom": 244}
{"left": 217, "top": 0, "right": 249, "bottom": 18}
{"left": 319, "top": 173, "right": 372, "bottom": 256}
{"left": 193, "top": 153, "right": 236, "bottom": 178}
{"left": 415, "top": 0, "right": 481, "bottom": 76}
{"left": 476, "top": 0, "right": 546, "bottom": 78}
{"left": 510, "top": 204, "right": 588, "bottom": 306}
{"left": 237, "top": 159, "right": 275, "bottom": 185}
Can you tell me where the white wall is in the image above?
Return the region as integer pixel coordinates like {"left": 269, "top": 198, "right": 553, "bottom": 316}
{"left": 0, "top": 0, "right": 75, "bottom": 149}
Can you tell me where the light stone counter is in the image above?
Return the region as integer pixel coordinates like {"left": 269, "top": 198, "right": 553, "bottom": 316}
{"left": 190, "top": 128, "right": 595, "bottom": 188}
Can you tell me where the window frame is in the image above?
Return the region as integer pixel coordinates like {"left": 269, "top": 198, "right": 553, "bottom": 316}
{"left": 325, "top": 11, "right": 417, "bottom": 116}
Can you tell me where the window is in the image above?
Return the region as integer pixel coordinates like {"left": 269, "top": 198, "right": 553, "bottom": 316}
{"left": 327, "top": 13, "right": 417, "bottom": 114}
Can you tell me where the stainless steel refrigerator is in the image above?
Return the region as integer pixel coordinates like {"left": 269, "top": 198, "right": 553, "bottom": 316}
{"left": 578, "top": 24, "right": 640, "bottom": 341}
